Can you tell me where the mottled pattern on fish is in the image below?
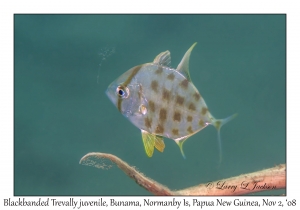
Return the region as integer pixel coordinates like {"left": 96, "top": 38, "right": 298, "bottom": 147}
{"left": 106, "top": 43, "right": 236, "bottom": 159}
{"left": 129, "top": 63, "right": 212, "bottom": 141}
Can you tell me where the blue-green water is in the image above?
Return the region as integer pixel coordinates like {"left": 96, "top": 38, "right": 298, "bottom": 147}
{"left": 14, "top": 14, "right": 285, "bottom": 195}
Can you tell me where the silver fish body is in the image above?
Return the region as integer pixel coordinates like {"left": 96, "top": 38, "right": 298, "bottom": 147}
{"left": 106, "top": 43, "right": 236, "bottom": 159}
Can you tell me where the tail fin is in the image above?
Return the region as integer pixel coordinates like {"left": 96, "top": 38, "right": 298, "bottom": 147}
{"left": 212, "top": 113, "right": 237, "bottom": 163}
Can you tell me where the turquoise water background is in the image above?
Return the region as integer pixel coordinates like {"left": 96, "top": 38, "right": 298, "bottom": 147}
{"left": 14, "top": 15, "right": 286, "bottom": 195}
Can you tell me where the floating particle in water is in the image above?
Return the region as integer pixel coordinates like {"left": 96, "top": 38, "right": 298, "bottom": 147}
{"left": 97, "top": 47, "right": 116, "bottom": 84}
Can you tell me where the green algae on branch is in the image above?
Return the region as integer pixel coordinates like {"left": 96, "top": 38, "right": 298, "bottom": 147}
{"left": 79, "top": 152, "right": 286, "bottom": 196}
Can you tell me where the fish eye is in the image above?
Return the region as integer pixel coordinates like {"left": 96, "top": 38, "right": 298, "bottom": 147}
{"left": 116, "top": 85, "right": 129, "bottom": 98}
{"left": 118, "top": 89, "right": 125, "bottom": 96}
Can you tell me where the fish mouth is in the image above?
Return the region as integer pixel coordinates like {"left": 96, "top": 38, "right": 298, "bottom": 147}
{"left": 105, "top": 88, "right": 110, "bottom": 97}
{"left": 105, "top": 88, "right": 110, "bottom": 99}
{"left": 105, "top": 87, "right": 115, "bottom": 106}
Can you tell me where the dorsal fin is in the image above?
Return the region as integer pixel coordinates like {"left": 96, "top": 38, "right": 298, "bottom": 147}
{"left": 176, "top": 42, "right": 197, "bottom": 81}
{"left": 153, "top": 50, "right": 171, "bottom": 67}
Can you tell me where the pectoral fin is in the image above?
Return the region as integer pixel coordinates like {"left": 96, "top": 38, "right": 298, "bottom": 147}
{"left": 141, "top": 130, "right": 165, "bottom": 157}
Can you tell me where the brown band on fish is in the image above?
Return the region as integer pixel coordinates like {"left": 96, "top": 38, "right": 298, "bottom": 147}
{"left": 151, "top": 80, "right": 159, "bottom": 93}
{"left": 144, "top": 117, "right": 152, "bottom": 129}
{"left": 187, "top": 126, "right": 193, "bottom": 134}
{"left": 201, "top": 107, "right": 208, "bottom": 115}
{"left": 117, "top": 96, "right": 122, "bottom": 112}
{"left": 117, "top": 85, "right": 125, "bottom": 112}
{"left": 176, "top": 95, "right": 184, "bottom": 106}
{"left": 187, "top": 115, "right": 193, "bottom": 122}
{"left": 117, "top": 65, "right": 142, "bottom": 112}
{"left": 148, "top": 100, "right": 155, "bottom": 112}
{"left": 138, "top": 85, "right": 143, "bottom": 101}
{"left": 159, "top": 108, "right": 167, "bottom": 122}
{"left": 124, "top": 65, "right": 142, "bottom": 86}
{"left": 172, "top": 129, "right": 179, "bottom": 136}
{"left": 188, "top": 103, "right": 196, "bottom": 111}
{"left": 180, "top": 79, "right": 189, "bottom": 89}
{"left": 199, "top": 119, "right": 205, "bottom": 127}
{"left": 162, "top": 88, "right": 171, "bottom": 101}
{"left": 193, "top": 92, "right": 201, "bottom": 101}
{"left": 167, "top": 73, "right": 175, "bottom": 80}
{"left": 173, "top": 111, "right": 181, "bottom": 122}
{"left": 155, "top": 124, "right": 164, "bottom": 134}
{"left": 155, "top": 66, "right": 163, "bottom": 74}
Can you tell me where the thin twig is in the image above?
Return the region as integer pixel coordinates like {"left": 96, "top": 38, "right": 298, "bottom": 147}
{"left": 80, "top": 152, "right": 285, "bottom": 195}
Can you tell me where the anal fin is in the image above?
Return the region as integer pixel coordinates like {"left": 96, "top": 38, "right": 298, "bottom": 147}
{"left": 175, "top": 137, "right": 189, "bottom": 159}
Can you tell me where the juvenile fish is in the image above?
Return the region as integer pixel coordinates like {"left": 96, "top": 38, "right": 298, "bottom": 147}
{"left": 106, "top": 43, "right": 236, "bottom": 160}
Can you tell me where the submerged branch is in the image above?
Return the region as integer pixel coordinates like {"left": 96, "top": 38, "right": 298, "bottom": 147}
{"left": 80, "top": 152, "right": 285, "bottom": 195}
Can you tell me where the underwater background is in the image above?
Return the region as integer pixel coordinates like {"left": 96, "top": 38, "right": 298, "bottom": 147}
{"left": 14, "top": 14, "right": 286, "bottom": 195}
